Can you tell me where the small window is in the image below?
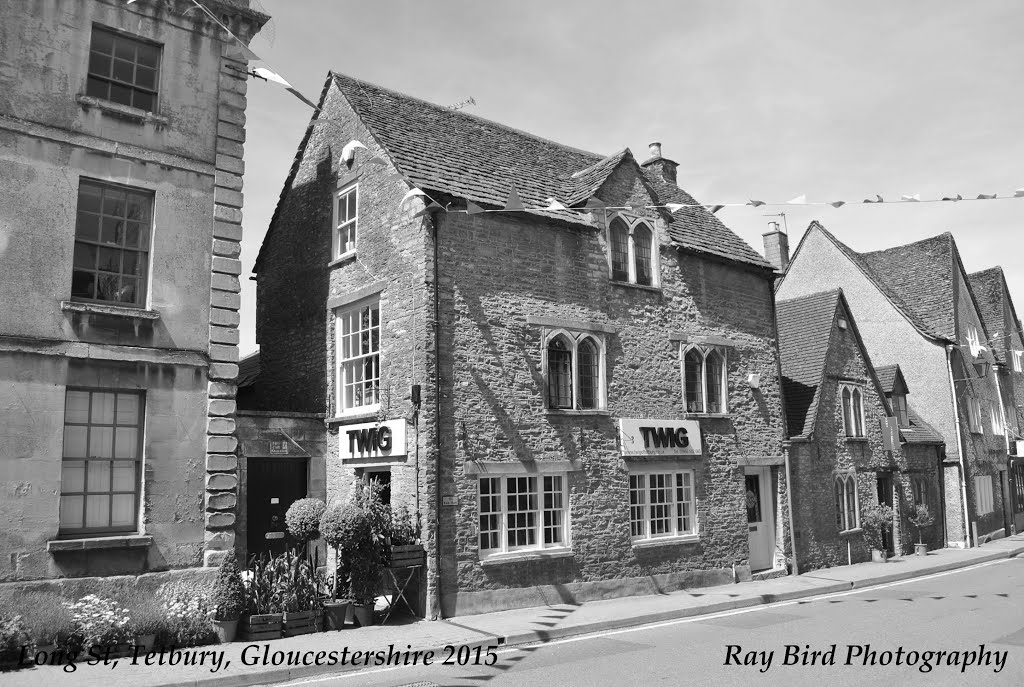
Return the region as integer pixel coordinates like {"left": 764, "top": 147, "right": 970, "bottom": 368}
{"left": 834, "top": 472, "right": 860, "bottom": 532}
{"left": 966, "top": 397, "right": 983, "bottom": 434}
{"left": 333, "top": 183, "right": 358, "bottom": 259}
{"left": 629, "top": 468, "right": 697, "bottom": 542}
{"left": 607, "top": 215, "right": 659, "bottom": 287}
{"left": 973, "top": 475, "right": 994, "bottom": 515}
{"left": 681, "top": 345, "right": 728, "bottom": 414}
{"left": 891, "top": 393, "right": 909, "bottom": 427}
{"left": 544, "top": 331, "right": 606, "bottom": 411}
{"left": 965, "top": 325, "right": 984, "bottom": 358}
{"left": 86, "top": 26, "right": 160, "bottom": 112}
{"left": 990, "top": 401, "right": 1005, "bottom": 436}
{"left": 478, "top": 475, "right": 568, "bottom": 556}
{"left": 911, "top": 475, "right": 928, "bottom": 507}
{"left": 335, "top": 298, "right": 380, "bottom": 414}
{"left": 60, "top": 389, "right": 144, "bottom": 534}
{"left": 1012, "top": 350, "right": 1023, "bottom": 373}
{"left": 71, "top": 179, "right": 153, "bottom": 307}
{"left": 840, "top": 384, "right": 865, "bottom": 437}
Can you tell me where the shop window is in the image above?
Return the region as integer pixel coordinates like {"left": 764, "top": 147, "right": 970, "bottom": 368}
{"left": 834, "top": 471, "right": 860, "bottom": 532}
{"left": 59, "top": 389, "right": 144, "bottom": 535}
{"left": 335, "top": 298, "right": 380, "bottom": 414}
{"left": 87, "top": 26, "right": 160, "bottom": 112}
{"left": 478, "top": 475, "right": 568, "bottom": 556}
{"left": 628, "top": 468, "right": 697, "bottom": 542}
{"left": 71, "top": 179, "right": 153, "bottom": 307}
{"left": 681, "top": 345, "right": 727, "bottom": 414}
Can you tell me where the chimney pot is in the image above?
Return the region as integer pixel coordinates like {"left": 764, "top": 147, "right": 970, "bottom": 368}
{"left": 648, "top": 141, "right": 662, "bottom": 158}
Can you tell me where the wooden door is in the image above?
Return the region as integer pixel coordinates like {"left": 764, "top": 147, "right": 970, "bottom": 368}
{"left": 246, "top": 458, "right": 308, "bottom": 560}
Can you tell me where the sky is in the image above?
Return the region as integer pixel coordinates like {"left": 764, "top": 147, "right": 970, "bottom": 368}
{"left": 237, "top": 0, "right": 1024, "bottom": 356}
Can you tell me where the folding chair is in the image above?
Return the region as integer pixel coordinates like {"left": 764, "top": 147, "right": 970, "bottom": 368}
{"left": 381, "top": 564, "right": 423, "bottom": 623}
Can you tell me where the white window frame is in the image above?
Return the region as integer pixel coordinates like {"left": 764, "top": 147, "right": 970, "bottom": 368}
{"left": 477, "top": 474, "right": 569, "bottom": 557}
{"left": 332, "top": 182, "right": 358, "bottom": 260}
{"left": 990, "top": 400, "right": 1005, "bottom": 436}
{"left": 966, "top": 397, "right": 983, "bottom": 434}
{"left": 334, "top": 297, "right": 380, "bottom": 416}
{"left": 680, "top": 344, "right": 729, "bottom": 415}
{"left": 973, "top": 474, "right": 994, "bottom": 515}
{"left": 542, "top": 329, "right": 607, "bottom": 411}
{"left": 628, "top": 466, "right": 698, "bottom": 544}
{"left": 606, "top": 214, "right": 660, "bottom": 288}
{"left": 965, "top": 325, "right": 984, "bottom": 358}
{"left": 891, "top": 393, "right": 909, "bottom": 427}
{"left": 1012, "top": 350, "right": 1023, "bottom": 373}
{"left": 840, "top": 383, "right": 866, "bottom": 437}
{"left": 834, "top": 471, "right": 860, "bottom": 533}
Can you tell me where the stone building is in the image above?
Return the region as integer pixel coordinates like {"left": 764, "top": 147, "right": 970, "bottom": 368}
{"left": 251, "top": 72, "right": 791, "bottom": 617}
{"left": 0, "top": 0, "right": 267, "bottom": 581}
{"left": 777, "top": 223, "right": 1011, "bottom": 548}
{"left": 776, "top": 289, "right": 944, "bottom": 572}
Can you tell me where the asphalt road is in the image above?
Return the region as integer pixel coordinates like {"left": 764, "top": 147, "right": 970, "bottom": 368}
{"left": 277, "top": 557, "right": 1024, "bottom": 687}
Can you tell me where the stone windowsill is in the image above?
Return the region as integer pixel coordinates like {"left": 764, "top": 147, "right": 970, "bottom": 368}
{"left": 76, "top": 95, "right": 169, "bottom": 126}
{"left": 684, "top": 413, "right": 730, "bottom": 420}
{"left": 47, "top": 535, "right": 153, "bottom": 553}
{"left": 327, "top": 251, "right": 357, "bottom": 269}
{"left": 326, "top": 408, "right": 381, "bottom": 426}
{"left": 609, "top": 280, "right": 663, "bottom": 294}
{"left": 543, "top": 408, "right": 612, "bottom": 417}
{"left": 479, "top": 548, "right": 574, "bottom": 567}
{"left": 61, "top": 300, "right": 161, "bottom": 320}
{"left": 631, "top": 534, "right": 700, "bottom": 549}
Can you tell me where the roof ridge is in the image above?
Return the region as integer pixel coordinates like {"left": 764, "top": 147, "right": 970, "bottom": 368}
{"left": 330, "top": 71, "right": 603, "bottom": 162}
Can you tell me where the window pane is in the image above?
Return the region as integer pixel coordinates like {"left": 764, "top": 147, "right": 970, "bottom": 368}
{"left": 86, "top": 76, "right": 108, "bottom": 100}
{"left": 89, "top": 427, "right": 114, "bottom": 459}
{"left": 63, "top": 425, "right": 89, "bottom": 458}
{"left": 112, "top": 58, "right": 134, "bottom": 84}
{"left": 577, "top": 338, "right": 599, "bottom": 410}
{"left": 114, "top": 427, "right": 138, "bottom": 459}
{"left": 684, "top": 349, "right": 704, "bottom": 413}
{"left": 116, "top": 393, "right": 140, "bottom": 424}
{"left": 634, "top": 226, "right": 653, "bottom": 285}
{"left": 74, "top": 243, "right": 97, "bottom": 270}
{"left": 547, "top": 337, "right": 572, "bottom": 409}
{"left": 62, "top": 462, "right": 86, "bottom": 493}
{"left": 842, "top": 388, "right": 853, "bottom": 436}
{"left": 706, "top": 350, "right": 724, "bottom": 413}
{"left": 113, "top": 37, "right": 135, "bottom": 61}
{"left": 86, "top": 494, "right": 110, "bottom": 528}
{"left": 111, "top": 494, "right": 135, "bottom": 527}
{"left": 610, "top": 220, "right": 629, "bottom": 281}
{"left": 135, "top": 66, "right": 156, "bottom": 91}
{"left": 133, "top": 91, "right": 154, "bottom": 113}
{"left": 852, "top": 389, "right": 864, "bottom": 436}
{"left": 87, "top": 460, "right": 111, "bottom": 493}
{"left": 60, "top": 496, "right": 84, "bottom": 529}
{"left": 65, "top": 390, "right": 91, "bottom": 424}
{"left": 91, "top": 392, "right": 116, "bottom": 423}
{"left": 112, "top": 462, "right": 135, "bottom": 491}
{"left": 76, "top": 212, "right": 101, "bottom": 243}
{"left": 92, "top": 29, "right": 114, "bottom": 56}
{"left": 136, "top": 42, "right": 159, "bottom": 68}
{"left": 71, "top": 271, "right": 96, "bottom": 300}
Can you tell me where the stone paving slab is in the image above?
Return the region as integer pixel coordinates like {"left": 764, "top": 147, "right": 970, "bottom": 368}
{"left": 5, "top": 535, "right": 1022, "bottom": 687}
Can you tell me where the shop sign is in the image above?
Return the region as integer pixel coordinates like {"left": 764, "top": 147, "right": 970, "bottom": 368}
{"left": 619, "top": 418, "right": 702, "bottom": 456}
{"left": 340, "top": 419, "right": 407, "bottom": 462}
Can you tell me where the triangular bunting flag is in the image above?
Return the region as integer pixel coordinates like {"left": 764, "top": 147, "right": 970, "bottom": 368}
{"left": 977, "top": 193, "right": 997, "bottom": 200}
{"left": 341, "top": 140, "right": 367, "bottom": 163}
{"left": 412, "top": 202, "right": 443, "bottom": 219}
{"left": 583, "top": 197, "right": 607, "bottom": 210}
{"left": 786, "top": 194, "right": 807, "bottom": 205}
{"left": 863, "top": 195, "right": 884, "bottom": 204}
{"left": 941, "top": 194, "right": 962, "bottom": 202}
{"left": 504, "top": 186, "right": 525, "bottom": 211}
{"left": 666, "top": 203, "right": 686, "bottom": 213}
{"left": 363, "top": 156, "right": 386, "bottom": 167}
{"left": 238, "top": 43, "right": 260, "bottom": 63}
{"left": 542, "top": 198, "right": 569, "bottom": 211}
{"left": 1014, "top": 188, "right": 1024, "bottom": 198}
{"left": 466, "top": 201, "right": 487, "bottom": 215}
{"left": 252, "top": 67, "right": 292, "bottom": 88}
{"left": 900, "top": 194, "right": 921, "bottom": 202}
{"left": 400, "top": 188, "right": 427, "bottom": 206}
{"left": 829, "top": 201, "right": 846, "bottom": 208}
{"left": 747, "top": 199, "right": 765, "bottom": 207}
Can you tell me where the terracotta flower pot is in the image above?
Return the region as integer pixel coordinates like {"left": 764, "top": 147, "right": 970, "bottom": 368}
{"left": 323, "top": 601, "right": 350, "bottom": 631}
{"left": 870, "top": 548, "right": 888, "bottom": 563}
{"left": 352, "top": 603, "right": 374, "bottom": 628}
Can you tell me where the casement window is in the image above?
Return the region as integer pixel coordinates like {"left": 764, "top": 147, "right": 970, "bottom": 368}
{"left": 59, "top": 389, "right": 144, "bottom": 535}
{"left": 544, "top": 331, "right": 606, "bottom": 410}
{"left": 333, "top": 183, "right": 358, "bottom": 259}
{"left": 966, "top": 397, "right": 983, "bottom": 434}
{"left": 840, "top": 384, "right": 865, "bottom": 437}
{"left": 71, "top": 179, "right": 153, "bottom": 307}
{"left": 990, "top": 401, "right": 1005, "bottom": 435}
{"left": 965, "top": 325, "right": 984, "bottom": 358}
{"left": 608, "top": 216, "right": 658, "bottom": 287}
{"left": 335, "top": 298, "right": 380, "bottom": 414}
{"left": 890, "top": 393, "right": 909, "bottom": 427}
{"left": 681, "top": 345, "right": 727, "bottom": 414}
{"left": 628, "top": 468, "right": 697, "bottom": 542}
{"left": 911, "top": 475, "right": 929, "bottom": 507}
{"left": 973, "top": 475, "right": 994, "bottom": 515}
{"left": 1012, "top": 350, "right": 1023, "bottom": 373}
{"left": 87, "top": 26, "right": 160, "bottom": 112}
{"left": 834, "top": 472, "right": 860, "bottom": 532}
{"left": 478, "top": 475, "right": 568, "bottom": 555}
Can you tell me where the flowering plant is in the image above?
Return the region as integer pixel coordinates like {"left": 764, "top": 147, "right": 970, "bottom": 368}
{"left": 65, "top": 595, "right": 131, "bottom": 652}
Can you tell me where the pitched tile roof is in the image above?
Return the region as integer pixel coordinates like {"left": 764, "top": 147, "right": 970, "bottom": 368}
{"left": 329, "top": 72, "right": 773, "bottom": 270}
{"left": 874, "top": 364, "right": 909, "bottom": 395}
{"left": 237, "top": 350, "right": 260, "bottom": 388}
{"left": 776, "top": 290, "right": 842, "bottom": 437}
{"left": 901, "top": 407, "right": 945, "bottom": 445}
{"left": 968, "top": 267, "right": 1007, "bottom": 363}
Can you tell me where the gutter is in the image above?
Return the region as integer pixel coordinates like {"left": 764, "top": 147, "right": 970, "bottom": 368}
{"left": 945, "top": 344, "right": 972, "bottom": 548}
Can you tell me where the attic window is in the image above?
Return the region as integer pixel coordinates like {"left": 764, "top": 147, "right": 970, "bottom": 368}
{"left": 837, "top": 318, "right": 848, "bottom": 330}
{"left": 890, "top": 392, "right": 909, "bottom": 427}
{"left": 607, "top": 215, "right": 659, "bottom": 288}
{"left": 840, "top": 384, "right": 865, "bottom": 437}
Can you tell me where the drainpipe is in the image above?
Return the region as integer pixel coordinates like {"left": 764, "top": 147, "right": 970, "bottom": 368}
{"left": 430, "top": 208, "right": 443, "bottom": 619}
{"left": 783, "top": 443, "right": 799, "bottom": 576}
{"left": 770, "top": 276, "right": 799, "bottom": 575}
{"left": 945, "top": 344, "right": 972, "bottom": 548}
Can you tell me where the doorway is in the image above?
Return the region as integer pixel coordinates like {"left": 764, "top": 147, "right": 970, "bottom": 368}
{"left": 246, "top": 457, "right": 308, "bottom": 560}
{"left": 744, "top": 466, "right": 775, "bottom": 572}
{"left": 1011, "top": 461, "right": 1024, "bottom": 534}
{"left": 876, "top": 472, "right": 894, "bottom": 553}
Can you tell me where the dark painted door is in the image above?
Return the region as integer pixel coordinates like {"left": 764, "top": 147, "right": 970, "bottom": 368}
{"left": 247, "top": 458, "right": 308, "bottom": 560}
{"left": 1011, "top": 461, "right": 1024, "bottom": 533}
{"left": 876, "top": 473, "right": 894, "bottom": 553}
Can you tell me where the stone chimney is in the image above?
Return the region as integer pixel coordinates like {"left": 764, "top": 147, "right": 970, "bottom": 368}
{"left": 762, "top": 221, "right": 790, "bottom": 272}
{"left": 640, "top": 140, "right": 678, "bottom": 186}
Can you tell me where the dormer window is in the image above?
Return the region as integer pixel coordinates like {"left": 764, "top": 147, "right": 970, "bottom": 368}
{"left": 890, "top": 393, "right": 909, "bottom": 427}
{"left": 608, "top": 216, "right": 658, "bottom": 287}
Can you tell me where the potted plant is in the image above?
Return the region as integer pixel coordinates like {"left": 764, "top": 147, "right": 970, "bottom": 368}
{"left": 860, "top": 503, "right": 895, "bottom": 562}
{"left": 15, "top": 591, "right": 78, "bottom": 656}
{"left": 388, "top": 503, "right": 425, "bottom": 568}
{"left": 126, "top": 592, "right": 165, "bottom": 652}
{"left": 321, "top": 501, "right": 380, "bottom": 628}
{"left": 210, "top": 554, "right": 246, "bottom": 643}
{"left": 0, "top": 615, "right": 31, "bottom": 670}
{"left": 286, "top": 497, "right": 327, "bottom": 556}
{"left": 280, "top": 549, "right": 325, "bottom": 637}
{"left": 239, "top": 553, "right": 285, "bottom": 641}
{"left": 908, "top": 503, "right": 935, "bottom": 556}
{"left": 65, "top": 594, "right": 133, "bottom": 657}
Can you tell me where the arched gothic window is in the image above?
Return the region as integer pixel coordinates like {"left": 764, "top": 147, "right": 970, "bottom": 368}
{"left": 841, "top": 384, "right": 865, "bottom": 437}
{"left": 607, "top": 216, "right": 659, "bottom": 287}
{"left": 609, "top": 219, "right": 630, "bottom": 282}
{"left": 681, "top": 345, "right": 728, "bottom": 414}
{"left": 545, "top": 332, "right": 605, "bottom": 410}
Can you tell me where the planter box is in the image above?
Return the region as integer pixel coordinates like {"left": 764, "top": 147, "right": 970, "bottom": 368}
{"left": 389, "top": 544, "right": 426, "bottom": 568}
{"left": 322, "top": 601, "right": 349, "bottom": 631}
{"left": 239, "top": 613, "right": 282, "bottom": 641}
{"left": 282, "top": 610, "right": 317, "bottom": 637}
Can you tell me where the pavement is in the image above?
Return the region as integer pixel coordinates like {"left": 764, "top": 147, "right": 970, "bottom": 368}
{"left": 7, "top": 534, "right": 1024, "bottom": 687}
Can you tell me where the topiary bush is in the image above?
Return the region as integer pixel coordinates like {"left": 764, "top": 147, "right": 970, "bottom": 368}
{"left": 286, "top": 498, "right": 327, "bottom": 545}
{"left": 860, "top": 502, "right": 895, "bottom": 552}
{"left": 211, "top": 555, "right": 246, "bottom": 622}
{"left": 320, "top": 502, "right": 380, "bottom": 602}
